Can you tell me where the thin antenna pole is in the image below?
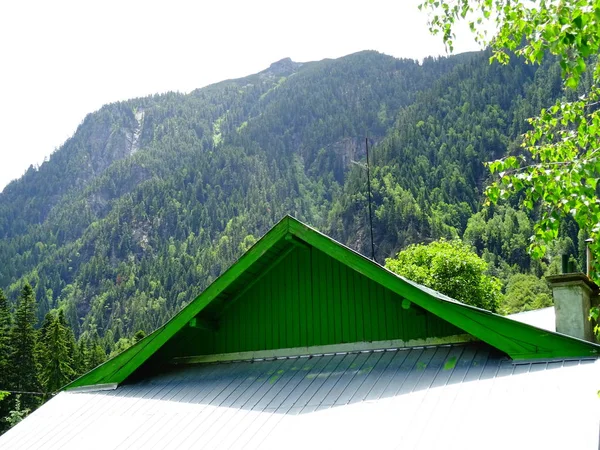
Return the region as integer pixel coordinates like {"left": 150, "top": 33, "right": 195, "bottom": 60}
{"left": 365, "top": 137, "right": 375, "bottom": 261}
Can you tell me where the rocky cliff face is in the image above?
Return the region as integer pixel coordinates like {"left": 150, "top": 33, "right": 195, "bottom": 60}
{"left": 262, "top": 57, "right": 303, "bottom": 77}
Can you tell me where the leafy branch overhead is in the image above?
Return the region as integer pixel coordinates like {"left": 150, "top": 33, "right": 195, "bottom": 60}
{"left": 486, "top": 89, "right": 600, "bottom": 262}
{"left": 421, "top": 0, "right": 600, "bottom": 333}
{"left": 420, "top": 0, "right": 600, "bottom": 86}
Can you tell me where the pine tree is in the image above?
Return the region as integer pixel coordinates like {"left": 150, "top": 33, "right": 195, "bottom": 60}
{"left": 35, "top": 311, "right": 54, "bottom": 354}
{"left": 57, "top": 310, "right": 76, "bottom": 369}
{"left": 73, "top": 339, "right": 87, "bottom": 377}
{"left": 0, "top": 289, "right": 13, "bottom": 434}
{"left": 0, "top": 289, "right": 11, "bottom": 386}
{"left": 9, "top": 284, "right": 40, "bottom": 409}
{"left": 38, "top": 313, "right": 75, "bottom": 393}
{"left": 85, "top": 335, "right": 106, "bottom": 371}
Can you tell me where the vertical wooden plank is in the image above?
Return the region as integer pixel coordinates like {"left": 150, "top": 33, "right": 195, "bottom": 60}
{"left": 235, "top": 292, "right": 242, "bottom": 352}
{"left": 370, "top": 279, "right": 380, "bottom": 341}
{"left": 361, "top": 273, "right": 372, "bottom": 341}
{"left": 248, "top": 288, "right": 256, "bottom": 352}
{"left": 405, "top": 303, "right": 426, "bottom": 340}
{"left": 237, "top": 292, "right": 246, "bottom": 352}
{"left": 219, "top": 309, "right": 229, "bottom": 354}
{"left": 333, "top": 259, "right": 343, "bottom": 343}
{"left": 417, "top": 309, "right": 427, "bottom": 340}
{"left": 279, "top": 258, "right": 288, "bottom": 349}
{"left": 385, "top": 288, "right": 398, "bottom": 339}
{"left": 258, "top": 280, "right": 265, "bottom": 350}
{"left": 304, "top": 248, "right": 313, "bottom": 347}
{"left": 219, "top": 308, "right": 232, "bottom": 353}
{"left": 215, "top": 314, "right": 224, "bottom": 354}
{"left": 271, "top": 263, "right": 280, "bottom": 349}
{"left": 326, "top": 253, "right": 336, "bottom": 344}
{"left": 265, "top": 268, "right": 273, "bottom": 350}
{"left": 287, "top": 250, "right": 296, "bottom": 348}
{"left": 353, "top": 269, "right": 364, "bottom": 342}
{"left": 346, "top": 266, "right": 356, "bottom": 343}
{"left": 309, "top": 248, "right": 318, "bottom": 347}
{"left": 201, "top": 329, "right": 215, "bottom": 356}
{"left": 426, "top": 310, "right": 435, "bottom": 339}
{"left": 397, "top": 292, "right": 407, "bottom": 341}
{"left": 252, "top": 279, "right": 259, "bottom": 351}
{"left": 232, "top": 293, "right": 241, "bottom": 352}
{"left": 319, "top": 250, "right": 329, "bottom": 346}
{"left": 223, "top": 305, "right": 232, "bottom": 353}
{"left": 404, "top": 302, "right": 413, "bottom": 341}
{"left": 339, "top": 262, "right": 349, "bottom": 343}
{"left": 246, "top": 289, "right": 253, "bottom": 350}
{"left": 377, "top": 283, "right": 387, "bottom": 341}
{"left": 298, "top": 249, "right": 307, "bottom": 347}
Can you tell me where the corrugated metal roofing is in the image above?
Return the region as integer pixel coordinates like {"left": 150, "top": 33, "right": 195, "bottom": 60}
{"left": 508, "top": 306, "right": 556, "bottom": 332}
{"left": 2, "top": 343, "right": 599, "bottom": 449}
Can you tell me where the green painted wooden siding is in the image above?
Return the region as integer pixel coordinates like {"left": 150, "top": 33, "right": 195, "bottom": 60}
{"left": 67, "top": 216, "right": 600, "bottom": 390}
{"left": 164, "top": 246, "right": 462, "bottom": 359}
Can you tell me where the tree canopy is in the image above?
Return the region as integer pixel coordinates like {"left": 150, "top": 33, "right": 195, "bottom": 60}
{"left": 420, "top": 0, "right": 600, "bottom": 334}
{"left": 385, "top": 239, "right": 502, "bottom": 312}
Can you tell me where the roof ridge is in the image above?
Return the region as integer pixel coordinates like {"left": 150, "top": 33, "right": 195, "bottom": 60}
{"left": 65, "top": 216, "right": 600, "bottom": 391}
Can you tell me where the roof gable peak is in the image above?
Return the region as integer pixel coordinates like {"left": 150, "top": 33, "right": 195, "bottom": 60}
{"left": 66, "top": 216, "right": 600, "bottom": 390}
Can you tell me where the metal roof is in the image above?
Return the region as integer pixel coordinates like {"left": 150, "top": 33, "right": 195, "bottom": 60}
{"left": 508, "top": 307, "right": 556, "bottom": 332}
{"left": 3, "top": 343, "right": 599, "bottom": 449}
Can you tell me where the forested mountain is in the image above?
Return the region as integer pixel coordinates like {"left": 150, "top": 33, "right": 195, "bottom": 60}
{"left": 0, "top": 49, "right": 581, "bottom": 359}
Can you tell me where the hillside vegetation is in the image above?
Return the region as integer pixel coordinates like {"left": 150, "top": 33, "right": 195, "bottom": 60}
{"left": 0, "top": 50, "right": 581, "bottom": 361}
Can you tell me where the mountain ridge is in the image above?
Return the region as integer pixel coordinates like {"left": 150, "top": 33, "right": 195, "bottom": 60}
{"left": 0, "top": 49, "right": 574, "bottom": 354}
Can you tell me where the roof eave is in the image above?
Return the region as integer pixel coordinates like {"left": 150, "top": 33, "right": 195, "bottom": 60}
{"left": 64, "top": 215, "right": 600, "bottom": 391}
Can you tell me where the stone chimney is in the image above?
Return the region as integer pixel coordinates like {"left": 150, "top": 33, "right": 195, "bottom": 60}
{"left": 546, "top": 273, "right": 599, "bottom": 343}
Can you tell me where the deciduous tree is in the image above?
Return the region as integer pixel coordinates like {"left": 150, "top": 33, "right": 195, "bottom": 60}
{"left": 385, "top": 239, "right": 502, "bottom": 312}
{"left": 420, "top": 0, "right": 600, "bottom": 333}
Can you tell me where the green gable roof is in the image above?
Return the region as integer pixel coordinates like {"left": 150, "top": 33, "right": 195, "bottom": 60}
{"left": 66, "top": 216, "right": 600, "bottom": 390}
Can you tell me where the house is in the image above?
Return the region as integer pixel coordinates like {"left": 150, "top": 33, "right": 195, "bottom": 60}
{"left": 1, "top": 215, "right": 599, "bottom": 449}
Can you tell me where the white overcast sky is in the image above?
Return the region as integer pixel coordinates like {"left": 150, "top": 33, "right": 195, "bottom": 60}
{"left": 0, "top": 0, "right": 482, "bottom": 192}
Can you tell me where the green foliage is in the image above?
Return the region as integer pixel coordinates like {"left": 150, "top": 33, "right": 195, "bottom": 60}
{"left": 86, "top": 343, "right": 107, "bottom": 370}
{"left": 133, "top": 330, "right": 146, "bottom": 343}
{"left": 9, "top": 285, "right": 39, "bottom": 405}
{"left": 385, "top": 239, "right": 502, "bottom": 312}
{"left": 420, "top": 0, "right": 600, "bottom": 86}
{"left": 0, "top": 286, "right": 95, "bottom": 433}
{"left": 464, "top": 206, "right": 534, "bottom": 272}
{"left": 0, "top": 289, "right": 13, "bottom": 435}
{"left": 4, "top": 395, "right": 30, "bottom": 429}
{"left": 109, "top": 337, "right": 134, "bottom": 358}
{"left": 0, "top": 289, "right": 11, "bottom": 389}
{"left": 502, "top": 274, "right": 553, "bottom": 315}
{"left": 0, "top": 49, "right": 582, "bottom": 353}
{"left": 2, "top": 50, "right": 500, "bottom": 348}
{"left": 37, "top": 311, "right": 76, "bottom": 393}
{"left": 420, "top": 0, "right": 600, "bottom": 335}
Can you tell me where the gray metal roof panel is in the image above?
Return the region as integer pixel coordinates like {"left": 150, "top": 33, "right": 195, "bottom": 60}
{"left": 507, "top": 306, "right": 556, "bottom": 331}
{"left": 1, "top": 343, "right": 599, "bottom": 450}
